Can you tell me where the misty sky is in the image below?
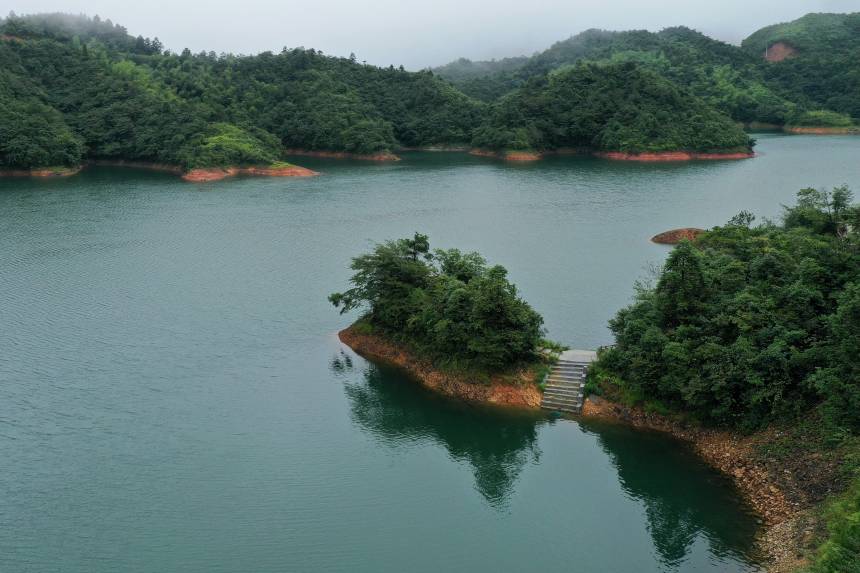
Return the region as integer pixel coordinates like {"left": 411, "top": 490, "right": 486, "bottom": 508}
{"left": 7, "top": 0, "right": 860, "bottom": 68}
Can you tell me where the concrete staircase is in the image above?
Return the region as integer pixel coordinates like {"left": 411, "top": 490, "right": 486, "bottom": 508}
{"left": 540, "top": 349, "right": 597, "bottom": 414}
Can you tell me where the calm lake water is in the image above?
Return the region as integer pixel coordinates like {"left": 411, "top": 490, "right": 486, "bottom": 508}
{"left": 2, "top": 134, "right": 858, "bottom": 572}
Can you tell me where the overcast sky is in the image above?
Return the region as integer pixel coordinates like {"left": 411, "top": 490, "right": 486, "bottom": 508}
{"left": 6, "top": 0, "right": 860, "bottom": 68}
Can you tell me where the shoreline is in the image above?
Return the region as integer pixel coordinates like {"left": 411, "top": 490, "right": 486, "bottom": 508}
{"left": 339, "top": 326, "right": 812, "bottom": 571}
{"left": 181, "top": 164, "right": 319, "bottom": 182}
{"left": 469, "top": 148, "right": 755, "bottom": 162}
{"left": 581, "top": 396, "right": 817, "bottom": 572}
{"left": 651, "top": 227, "right": 706, "bottom": 244}
{"left": 338, "top": 326, "right": 541, "bottom": 409}
{"left": 595, "top": 150, "right": 755, "bottom": 161}
{"left": 284, "top": 149, "right": 401, "bottom": 161}
{"left": 784, "top": 126, "right": 860, "bottom": 135}
{"left": 0, "top": 166, "right": 82, "bottom": 178}
{"left": 1, "top": 161, "right": 319, "bottom": 182}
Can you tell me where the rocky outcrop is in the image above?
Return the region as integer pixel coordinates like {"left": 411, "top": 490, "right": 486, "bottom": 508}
{"left": 596, "top": 150, "right": 755, "bottom": 161}
{"left": 284, "top": 149, "right": 401, "bottom": 161}
{"left": 651, "top": 228, "right": 706, "bottom": 244}
{"left": 338, "top": 326, "right": 542, "bottom": 409}
{"left": 181, "top": 164, "right": 319, "bottom": 182}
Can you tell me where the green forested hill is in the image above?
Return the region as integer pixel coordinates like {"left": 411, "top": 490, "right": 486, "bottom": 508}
{"left": 436, "top": 14, "right": 860, "bottom": 126}
{"left": 3, "top": 12, "right": 820, "bottom": 172}
{"left": 472, "top": 63, "right": 752, "bottom": 154}
{"left": 0, "top": 13, "right": 483, "bottom": 170}
{"left": 743, "top": 12, "right": 860, "bottom": 121}
{"left": 436, "top": 27, "right": 796, "bottom": 124}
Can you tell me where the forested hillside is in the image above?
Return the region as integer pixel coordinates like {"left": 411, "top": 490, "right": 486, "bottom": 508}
{"left": 472, "top": 63, "right": 753, "bottom": 154}
{"left": 436, "top": 14, "right": 860, "bottom": 126}
{"left": 0, "top": 13, "right": 482, "bottom": 171}
{"left": 2, "top": 12, "right": 809, "bottom": 172}
{"left": 743, "top": 13, "right": 860, "bottom": 121}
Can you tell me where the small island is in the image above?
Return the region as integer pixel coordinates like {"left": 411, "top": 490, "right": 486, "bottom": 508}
{"left": 651, "top": 227, "right": 706, "bottom": 244}
{"left": 330, "top": 233, "right": 562, "bottom": 408}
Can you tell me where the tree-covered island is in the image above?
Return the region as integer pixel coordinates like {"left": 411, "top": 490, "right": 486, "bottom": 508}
{"left": 330, "top": 234, "right": 562, "bottom": 407}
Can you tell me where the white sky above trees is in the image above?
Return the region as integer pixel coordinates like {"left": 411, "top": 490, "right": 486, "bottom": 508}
{"left": 7, "top": 0, "right": 860, "bottom": 68}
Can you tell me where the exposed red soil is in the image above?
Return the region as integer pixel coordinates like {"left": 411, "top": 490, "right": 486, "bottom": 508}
{"left": 469, "top": 149, "right": 543, "bottom": 161}
{"left": 597, "top": 150, "right": 755, "bottom": 161}
{"left": 338, "top": 326, "right": 542, "bottom": 409}
{"left": 0, "top": 34, "right": 24, "bottom": 43}
{"left": 765, "top": 42, "right": 797, "bottom": 62}
{"left": 284, "top": 149, "right": 401, "bottom": 161}
{"left": 651, "top": 227, "right": 706, "bottom": 244}
{"left": 784, "top": 126, "right": 859, "bottom": 135}
{"left": 181, "top": 165, "right": 319, "bottom": 182}
{"left": 0, "top": 166, "right": 81, "bottom": 177}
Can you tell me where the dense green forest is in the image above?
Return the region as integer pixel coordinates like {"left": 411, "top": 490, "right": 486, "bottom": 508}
{"left": 3, "top": 11, "right": 857, "bottom": 171}
{"left": 0, "top": 12, "right": 763, "bottom": 171}
{"left": 436, "top": 13, "right": 860, "bottom": 126}
{"left": 743, "top": 13, "right": 860, "bottom": 121}
{"left": 592, "top": 187, "right": 860, "bottom": 430}
{"left": 329, "top": 234, "right": 545, "bottom": 370}
{"left": 0, "top": 13, "right": 481, "bottom": 170}
{"left": 472, "top": 63, "right": 752, "bottom": 154}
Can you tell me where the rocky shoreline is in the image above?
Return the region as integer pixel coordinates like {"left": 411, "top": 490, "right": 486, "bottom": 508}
{"left": 338, "top": 326, "right": 541, "bottom": 409}
{"left": 468, "top": 148, "right": 754, "bottom": 162}
{"left": 0, "top": 166, "right": 82, "bottom": 177}
{"left": 340, "top": 323, "right": 827, "bottom": 571}
{"left": 284, "top": 149, "right": 401, "bottom": 161}
{"left": 784, "top": 126, "right": 860, "bottom": 135}
{"left": 651, "top": 227, "right": 706, "bottom": 244}
{"left": 596, "top": 150, "right": 755, "bottom": 161}
{"left": 581, "top": 396, "right": 820, "bottom": 572}
{"left": 181, "top": 164, "right": 319, "bottom": 182}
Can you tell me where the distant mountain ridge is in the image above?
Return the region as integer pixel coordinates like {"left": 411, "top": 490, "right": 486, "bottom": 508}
{"left": 434, "top": 13, "right": 860, "bottom": 124}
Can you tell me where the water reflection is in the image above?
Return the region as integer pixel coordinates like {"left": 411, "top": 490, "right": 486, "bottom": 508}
{"left": 581, "top": 421, "right": 763, "bottom": 569}
{"left": 333, "top": 352, "right": 762, "bottom": 570}
{"left": 333, "top": 353, "right": 541, "bottom": 507}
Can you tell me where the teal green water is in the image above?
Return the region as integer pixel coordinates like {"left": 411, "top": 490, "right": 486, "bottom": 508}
{"left": 1, "top": 134, "right": 858, "bottom": 572}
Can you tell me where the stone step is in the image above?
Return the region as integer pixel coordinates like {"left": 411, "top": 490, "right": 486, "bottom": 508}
{"left": 544, "top": 378, "right": 585, "bottom": 388}
{"left": 541, "top": 402, "right": 582, "bottom": 413}
{"left": 543, "top": 397, "right": 582, "bottom": 406}
{"left": 554, "top": 365, "right": 586, "bottom": 372}
{"left": 544, "top": 388, "right": 581, "bottom": 397}
{"left": 545, "top": 380, "right": 583, "bottom": 388}
{"left": 545, "top": 381, "right": 583, "bottom": 388}
{"left": 546, "top": 374, "right": 583, "bottom": 382}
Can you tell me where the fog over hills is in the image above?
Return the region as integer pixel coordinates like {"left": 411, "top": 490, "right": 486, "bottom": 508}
{"left": 6, "top": 0, "right": 860, "bottom": 68}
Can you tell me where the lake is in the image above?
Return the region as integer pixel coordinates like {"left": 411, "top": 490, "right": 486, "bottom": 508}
{"left": 2, "top": 134, "right": 858, "bottom": 572}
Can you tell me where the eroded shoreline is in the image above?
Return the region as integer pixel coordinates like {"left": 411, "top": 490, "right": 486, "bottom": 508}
{"left": 339, "top": 327, "right": 809, "bottom": 571}
{"left": 338, "top": 326, "right": 541, "bottom": 409}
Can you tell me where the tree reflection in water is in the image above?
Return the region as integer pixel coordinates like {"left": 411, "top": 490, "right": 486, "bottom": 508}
{"left": 331, "top": 352, "right": 762, "bottom": 570}
{"left": 332, "top": 352, "right": 542, "bottom": 508}
{"left": 580, "top": 420, "right": 763, "bottom": 569}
